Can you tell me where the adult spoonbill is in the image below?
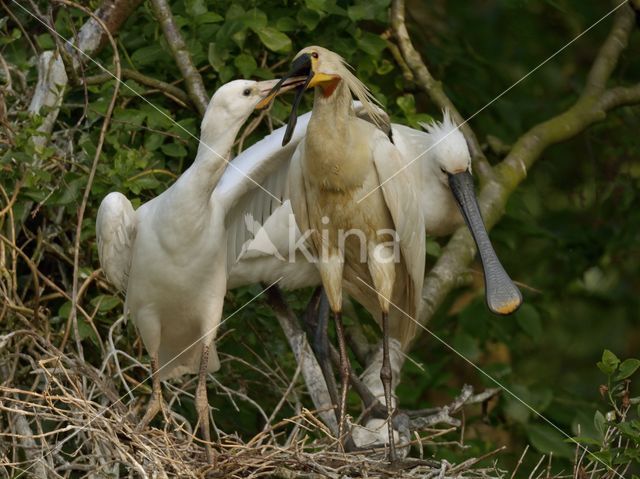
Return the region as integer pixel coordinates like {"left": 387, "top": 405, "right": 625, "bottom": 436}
{"left": 226, "top": 109, "right": 522, "bottom": 452}
{"left": 95, "top": 78, "right": 301, "bottom": 463}
{"left": 255, "top": 46, "right": 522, "bottom": 460}
{"left": 257, "top": 46, "right": 427, "bottom": 461}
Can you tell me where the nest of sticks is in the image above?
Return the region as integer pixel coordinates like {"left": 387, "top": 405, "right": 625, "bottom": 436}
{"left": 0, "top": 327, "right": 509, "bottom": 478}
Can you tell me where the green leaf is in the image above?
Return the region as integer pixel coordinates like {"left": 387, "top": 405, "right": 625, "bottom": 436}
{"left": 347, "top": 4, "right": 377, "bottom": 21}
{"left": 297, "top": 8, "right": 322, "bottom": 30}
{"left": 234, "top": 53, "right": 257, "bottom": 78}
{"left": 254, "top": 27, "right": 291, "bottom": 53}
{"left": 196, "top": 12, "right": 223, "bottom": 24}
{"left": 161, "top": 143, "right": 187, "bottom": 158}
{"left": 36, "top": 33, "right": 54, "bottom": 50}
{"left": 425, "top": 239, "right": 441, "bottom": 258}
{"left": 526, "top": 423, "right": 575, "bottom": 459}
{"left": 91, "top": 295, "right": 121, "bottom": 312}
{"left": 276, "top": 16, "right": 298, "bottom": 32}
{"left": 376, "top": 59, "right": 394, "bottom": 75}
{"left": 594, "top": 410, "right": 606, "bottom": 437}
{"left": 208, "top": 42, "right": 226, "bottom": 72}
{"left": 356, "top": 31, "right": 386, "bottom": 56}
{"left": 396, "top": 94, "right": 416, "bottom": 116}
{"left": 243, "top": 8, "right": 267, "bottom": 30}
{"left": 77, "top": 318, "right": 99, "bottom": 346}
{"left": 597, "top": 349, "right": 620, "bottom": 375}
{"left": 144, "top": 134, "right": 164, "bottom": 151}
{"left": 131, "top": 44, "right": 165, "bottom": 67}
{"left": 305, "top": 0, "right": 328, "bottom": 12}
{"left": 515, "top": 303, "right": 542, "bottom": 341}
{"left": 451, "top": 333, "right": 481, "bottom": 362}
{"left": 186, "top": 0, "right": 207, "bottom": 16}
{"left": 567, "top": 436, "right": 601, "bottom": 446}
{"left": 615, "top": 358, "right": 640, "bottom": 380}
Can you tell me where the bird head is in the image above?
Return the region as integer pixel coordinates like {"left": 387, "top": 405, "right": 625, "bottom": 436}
{"left": 256, "top": 46, "right": 386, "bottom": 145}
{"left": 421, "top": 110, "right": 472, "bottom": 187}
{"left": 205, "top": 78, "right": 304, "bottom": 125}
{"left": 422, "top": 111, "right": 522, "bottom": 316}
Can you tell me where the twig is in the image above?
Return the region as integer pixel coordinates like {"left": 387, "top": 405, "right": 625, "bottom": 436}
{"left": 511, "top": 445, "right": 530, "bottom": 479}
{"left": 83, "top": 67, "right": 190, "bottom": 105}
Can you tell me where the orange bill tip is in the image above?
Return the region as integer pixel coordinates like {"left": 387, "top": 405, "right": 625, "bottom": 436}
{"left": 492, "top": 297, "right": 523, "bottom": 315}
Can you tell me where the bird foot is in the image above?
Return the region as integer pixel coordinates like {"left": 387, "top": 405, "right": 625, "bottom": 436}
{"left": 351, "top": 412, "right": 411, "bottom": 461}
{"left": 134, "top": 392, "right": 167, "bottom": 432}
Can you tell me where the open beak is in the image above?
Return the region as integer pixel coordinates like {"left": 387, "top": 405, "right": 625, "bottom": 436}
{"left": 448, "top": 171, "right": 523, "bottom": 315}
{"left": 256, "top": 53, "right": 339, "bottom": 146}
{"left": 256, "top": 77, "right": 306, "bottom": 97}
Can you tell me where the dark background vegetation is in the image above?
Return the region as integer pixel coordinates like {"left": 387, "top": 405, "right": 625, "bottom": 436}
{"left": 1, "top": 0, "right": 639, "bottom": 476}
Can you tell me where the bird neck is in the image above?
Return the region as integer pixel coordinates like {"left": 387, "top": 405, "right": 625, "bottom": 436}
{"left": 196, "top": 111, "right": 245, "bottom": 175}
{"left": 310, "top": 80, "right": 351, "bottom": 127}
{"left": 305, "top": 81, "right": 368, "bottom": 191}
{"left": 176, "top": 113, "right": 246, "bottom": 207}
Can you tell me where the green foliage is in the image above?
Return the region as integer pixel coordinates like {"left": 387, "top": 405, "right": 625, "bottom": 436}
{"left": 570, "top": 351, "right": 640, "bottom": 474}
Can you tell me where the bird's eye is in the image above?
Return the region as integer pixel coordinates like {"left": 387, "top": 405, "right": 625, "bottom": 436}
{"left": 243, "top": 88, "right": 251, "bottom": 96}
{"left": 311, "top": 52, "right": 319, "bottom": 59}
{"left": 440, "top": 167, "right": 447, "bottom": 174}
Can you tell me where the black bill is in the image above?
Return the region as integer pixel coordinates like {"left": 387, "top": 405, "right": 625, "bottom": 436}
{"left": 448, "top": 171, "right": 523, "bottom": 315}
{"left": 256, "top": 53, "right": 314, "bottom": 146}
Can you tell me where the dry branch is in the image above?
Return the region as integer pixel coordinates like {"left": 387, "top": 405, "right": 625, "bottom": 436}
{"left": 150, "top": 0, "right": 209, "bottom": 115}
{"left": 390, "top": 0, "right": 494, "bottom": 184}
{"left": 264, "top": 286, "right": 339, "bottom": 435}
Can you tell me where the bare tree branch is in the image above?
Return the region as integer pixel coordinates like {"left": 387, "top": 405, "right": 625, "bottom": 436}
{"left": 72, "top": 0, "right": 143, "bottom": 55}
{"left": 583, "top": 3, "right": 636, "bottom": 97}
{"left": 390, "top": 0, "right": 494, "bottom": 185}
{"left": 27, "top": 0, "right": 142, "bottom": 153}
{"left": 415, "top": 4, "right": 639, "bottom": 326}
{"left": 263, "top": 286, "right": 339, "bottom": 435}
{"left": 150, "top": 0, "right": 209, "bottom": 116}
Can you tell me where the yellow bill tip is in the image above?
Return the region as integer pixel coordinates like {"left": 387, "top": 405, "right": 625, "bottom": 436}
{"left": 256, "top": 92, "right": 277, "bottom": 110}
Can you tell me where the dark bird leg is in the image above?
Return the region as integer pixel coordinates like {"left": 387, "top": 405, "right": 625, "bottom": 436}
{"left": 195, "top": 344, "right": 214, "bottom": 465}
{"left": 304, "top": 289, "right": 340, "bottom": 419}
{"left": 333, "top": 310, "right": 352, "bottom": 451}
{"left": 135, "top": 354, "right": 166, "bottom": 432}
{"left": 380, "top": 311, "right": 397, "bottom": 463}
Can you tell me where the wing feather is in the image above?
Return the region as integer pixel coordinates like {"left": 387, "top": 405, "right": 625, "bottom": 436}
{"left": 371, "top": 134, "right": 426, "bottom": 338}
{"left": 95, "top": 192, "right": 136, "bottom": 292}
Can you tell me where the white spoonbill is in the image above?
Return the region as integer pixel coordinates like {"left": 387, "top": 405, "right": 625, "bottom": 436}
{"left": 95, "top": 78, "right": 301, "bottom": 462}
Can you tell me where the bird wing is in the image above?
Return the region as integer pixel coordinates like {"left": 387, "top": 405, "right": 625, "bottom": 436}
{"left": 217, "top": 112, "right": 312, "bottom": 272}
{"left": 95, "top": 192, "right": 137, "bottom": 292}
{"left": 371, "top": 133, "right": 426, "bottom": 322}
{"left": 287, "top": 145, "right": 310, "bottom": 240}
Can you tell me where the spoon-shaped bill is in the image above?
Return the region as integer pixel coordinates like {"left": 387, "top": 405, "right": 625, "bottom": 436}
{"left": 448, "top": 171, "right": 523, "bottom": 315}
{"left": 256, "top": 54, "right": 313, "bottom": 110}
